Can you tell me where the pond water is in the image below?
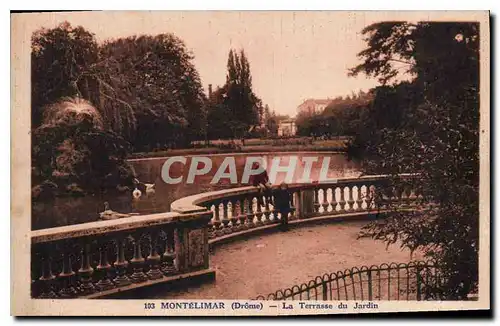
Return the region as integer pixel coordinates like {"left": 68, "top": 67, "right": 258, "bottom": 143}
{"left": 31, "top": 152, "right": 361, "bottom": 230}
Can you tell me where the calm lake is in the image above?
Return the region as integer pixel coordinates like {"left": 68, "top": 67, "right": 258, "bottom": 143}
{"left": 31, "top": 152, "right": 361, "bottom": 230}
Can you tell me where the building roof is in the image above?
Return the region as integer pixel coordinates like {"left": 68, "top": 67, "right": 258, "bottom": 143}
{"left": 298, "top": 99, "right": 332, "bottom": 107}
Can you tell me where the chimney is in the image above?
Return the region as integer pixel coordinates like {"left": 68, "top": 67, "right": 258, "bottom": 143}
{"left": 208, "top": 84, "right": 213, "bottom": 98}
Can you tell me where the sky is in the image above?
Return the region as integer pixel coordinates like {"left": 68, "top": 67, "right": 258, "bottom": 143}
{"left": 21, "top": 11, "right": 442, "bottom": 117}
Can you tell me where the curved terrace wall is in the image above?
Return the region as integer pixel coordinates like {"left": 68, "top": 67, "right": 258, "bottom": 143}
{"left": 171, "top": 174, "right": 420, "bottom": 246}
{"left": 30, "top": 174, "right": 421, "bottom": 299}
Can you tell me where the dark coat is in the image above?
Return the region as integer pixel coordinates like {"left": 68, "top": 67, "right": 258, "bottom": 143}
{"left": 249, "top": 170, "right": 269, "bottom": 187}
{"left": 273, "top": 188, "right": 292, "bottom": 213}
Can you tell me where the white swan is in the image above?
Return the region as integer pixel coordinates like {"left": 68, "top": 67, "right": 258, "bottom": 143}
{"left": 99, "top": 202, "right": 138, "bottom": 220}
{"left": 145, "top": 183, "right": 155, "bottom": 196}
{"left": 132, "top": 188, "right": 142, "bottom": 199}
{"left": 133, "top": 178, "right": 155, "bottom": 197}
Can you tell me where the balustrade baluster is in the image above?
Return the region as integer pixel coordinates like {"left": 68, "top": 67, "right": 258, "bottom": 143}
{"left": 355, "top": 186, "right": 365, "bottom": 211}
{"left": 264, "top": 196, "right": 272, "bottom": 224}
{"left": 161, "top": 227, "right": 177, "bottom": 275}
{"left": 58, "top": 250, "right": 78, "bottom": 297}
{"left": 146, "top": 232, "right": 163, "bottom": 280}
{"left": 38, "top": 253, "right": 57, "bottom": 298}
{"left": 113, "top": 237, "right": 131, "bottom": 287}
{"left": 221, "top": 201, "right": 231, "bottom": 234}
{"left": 338, "top": 187, "right": 347, "bottom": 212}
{"left": 213, "top": 203, "right": 223, "bottom": 237}
{"left": 321, "top": 188, "right": 329, "bottom": 213}
{"left": 245, "top": 197, "right": 255, "bottom": 229}
{"left": 367, "top": 185, "right": 375, "bottom": 209}
{"left": 78, "top": 242, "right": 96, "bottom": 294}
{"left": 255, "top": 197, "right": 264, "bottom": 226}
{"left": 330, "top": 187, "right": 338, "bottom": 213}
{"left": 95, "top": 242, "right": 114, "bottom": 291}
{"left": 313, "top": 188, "right": 321, "bottom": 213}
{"left": 229, "top": 200, "right": 239, "bottom": 232}
{"left": 347, "top": 187, "right": 355, "bottom": 211}
{"left": 236, "top": 200, "right": 246, "bottom": 231}
{"left": 129, "top": 234, "right": 148, "bottom": 283}
{"left": 207, "top": 205, "right": 215, "bottom": 239}
{"left": 285, "top": 197, "right": 293, "bottom": 221}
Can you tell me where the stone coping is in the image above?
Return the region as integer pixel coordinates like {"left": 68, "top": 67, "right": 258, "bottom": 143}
{"left": 170, "top": 174, "right": 415, "bottom": 214}
{"left": 31, "top": 211, "right": 210, "bottom": 244}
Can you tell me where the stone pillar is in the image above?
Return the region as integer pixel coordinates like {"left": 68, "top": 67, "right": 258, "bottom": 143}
{"left": 294, "top": 190, "right": 301, "bottom": 218}
{"left": 300, "top": 188, "right": 315, "bottom": 218}
{"left": 176, "top": 212, "right": 212, "bottom": 273}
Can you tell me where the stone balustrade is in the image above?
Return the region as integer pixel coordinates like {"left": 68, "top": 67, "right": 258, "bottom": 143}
{"left": 171, "top": 174, "right": 422, "bottom": 243}
{"left": 31, "top": 173, "right": 422, "bottom": 299}
{"left": 30, "top": 210, "right": 214, "bottom": 299}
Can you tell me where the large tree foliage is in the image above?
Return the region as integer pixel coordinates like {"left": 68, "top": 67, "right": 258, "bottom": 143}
{"left": 32, "top": 22, "right": 207, "bottom": 153}
{"left": 31, "top": 22, "right": 209, "bottom": 198}
{"left": 350, "top": 22, "right": 480, "bottom": 299}
{"left": 102, "top": 34, "right": 206, "bottom": 149}
{"left": 32, "top": 22, "right": 100, "bottom": 127}
{"left": 207, "top": 49, "right": 261, "bottom": 139}
{"left": 99, "top": 34, "right": 207, "bottom": 150}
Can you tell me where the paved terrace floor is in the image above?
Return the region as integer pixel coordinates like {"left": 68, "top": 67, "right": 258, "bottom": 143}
{"left": 151, "top": 220, "right": 423, "bottom": 299}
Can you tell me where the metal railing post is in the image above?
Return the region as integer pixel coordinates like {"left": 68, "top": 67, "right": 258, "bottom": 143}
{"left": 368, "top": 270, "right": 373, "bottom": 300}
{"left": 416, "top": 266, "right": 422, "bottom": 301}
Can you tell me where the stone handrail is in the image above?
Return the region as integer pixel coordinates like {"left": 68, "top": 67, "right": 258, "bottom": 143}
{"left": 30, "top": 209, "right": 214, "bottom": 299}
{"left": 31, "top": 173, "right": 420, "bottom": 299}
{"left": 171, "top": 174, "right": 422, "bottom": 243}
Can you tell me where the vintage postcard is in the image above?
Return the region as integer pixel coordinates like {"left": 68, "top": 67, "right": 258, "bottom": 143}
{"left": 11, "top": 10, "right": 490, "bottom": 316}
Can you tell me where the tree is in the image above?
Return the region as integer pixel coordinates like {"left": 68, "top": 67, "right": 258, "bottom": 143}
{"left": 206, "top": 85, "right": 233, "bottom": 140}
{"left": 32, "top": 22, "right": 100, "bottom": 127}
{"left": 350, "top": 22, "right": 479, "bottom": 299}
{"left": 100, "top": 34, "right": 207, "bottom": 150}
{"left": 207, "top": 48, "right": 261, "bottom": 140}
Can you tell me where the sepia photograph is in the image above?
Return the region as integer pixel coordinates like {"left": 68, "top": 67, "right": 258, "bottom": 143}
{"left": 10, "top": 10, "right": 490, "bottom": 316}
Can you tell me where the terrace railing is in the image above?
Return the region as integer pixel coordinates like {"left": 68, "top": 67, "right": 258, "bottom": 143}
{"left": 255, "top": 261, "right": 441, "bottom": 301}
{"left": 30, "top": 210, "right": 213, "bottom": 299}
{"left": 31, "top": 174, "right": 423, "bottom": 299}
{"left": 171, "top": 174, "right": 423, "bottom": 243}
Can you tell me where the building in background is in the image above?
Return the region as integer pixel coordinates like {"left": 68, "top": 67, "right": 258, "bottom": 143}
{"left": 296, "top": 99, "right": 332, "bottom": 115}
{"left": 277, "top": 119, "right": 297, "bottom": 137}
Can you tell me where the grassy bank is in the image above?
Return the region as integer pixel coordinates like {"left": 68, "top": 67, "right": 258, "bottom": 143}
{"left": 128, "top": 137, "right": 351, "bottom": 159}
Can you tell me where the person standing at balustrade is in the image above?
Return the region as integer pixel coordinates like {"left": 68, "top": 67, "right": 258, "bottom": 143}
{"left": 249, "top": 161, "right": 273, "bottom": 206}
{"left": 273, "top": 182, "right": 292, "bottom": 230}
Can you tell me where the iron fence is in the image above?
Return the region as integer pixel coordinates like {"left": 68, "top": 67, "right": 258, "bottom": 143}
{"left": 256, "top": 261, "right": 441, "bottom": 301}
